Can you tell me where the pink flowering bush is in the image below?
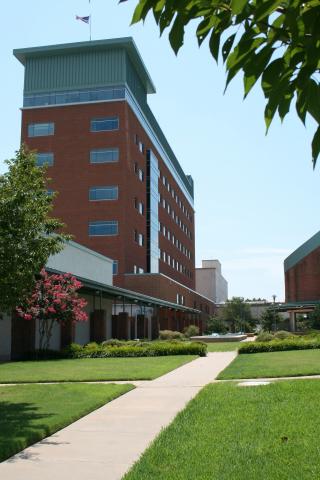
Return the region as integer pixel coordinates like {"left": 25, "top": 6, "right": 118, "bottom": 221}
{"left": 17, "top": 269, "right": 88, "bottom": 350}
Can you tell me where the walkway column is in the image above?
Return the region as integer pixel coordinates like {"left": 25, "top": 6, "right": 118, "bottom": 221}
{"left": 289, "top": 312, "right": 296, "bottom": 332}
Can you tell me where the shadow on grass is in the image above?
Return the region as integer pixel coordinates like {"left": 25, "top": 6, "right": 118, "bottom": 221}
{"left": 0, "top": 401, "right": 58, "bottom": 462}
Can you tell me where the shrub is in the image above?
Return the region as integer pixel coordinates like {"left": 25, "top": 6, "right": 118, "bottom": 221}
{"left": 159, "top": 330, "right": 185, "bottom": 340}
{"left": 101, "top": 339, "right": 124, "bottom": 347}
{"left": 255, "top": 332, "right": 274, "bottom": 342}
{"left": 183, "top": 325, "right": 199, "bottom": 338}
{"left": 239, "top": 338, "right": 320, "bottom": 354}
{"left": 273, "top": 330, "right": 294, "bottom": 340}
{"left": 64, "top": 340, "right": 207, "bottom": 358}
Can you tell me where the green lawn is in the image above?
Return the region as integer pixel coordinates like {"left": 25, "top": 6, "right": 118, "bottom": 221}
{"left": 0, "top": 383, "right": 133, "bottom": 462}
{"left": 0, "top": 356, "right": 196, "bottom": 383}
{"left": 206, "top": 341, "right": 242, "bottom": 352}
{"left": 218, "top": 348, "right": 320, "bottom": 379}
{"left": 124, "top": 380, "right": 320, "bottom": 480}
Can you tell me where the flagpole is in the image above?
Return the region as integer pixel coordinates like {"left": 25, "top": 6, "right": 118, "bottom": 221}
{"left": 90, "top": 15, "right": 92, "bottom": 41}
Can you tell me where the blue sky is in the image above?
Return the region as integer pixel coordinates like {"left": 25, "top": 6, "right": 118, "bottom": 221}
{"left": 1, "top": 0, "right": 319, "bottom": 301}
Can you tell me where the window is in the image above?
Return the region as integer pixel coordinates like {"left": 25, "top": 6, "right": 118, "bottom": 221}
{"left": 138, "top": 169, "right": 144, "bottom": 181}
{"left": 91, "top": 117, "right": 119, "bottom": 132}
{"left": 89, "top": 220, "right": 118, "bottom": 236}
{"left": 133, "top": 265, "right": 138, "bottom": 274}
{"left": 138, "top": 202, "right": 144, "bottom": 215}
{"left": 134, "top": 231, "right": 144, "bottom": 246}
{"left": 89, "top": 186, "right": 118, "bottom": 201}
{"left": 113, "top": 260, "right": 118, "bottom": 275}
{"left": 28, "top": 122, "right": 54, "bottom": 137}
{"left": 47, "top": 189, "right": 54, "bottom": 196}
{"left": 90, "top": 148, "right": 119, "bottom": 164}
{"left": 138, "top": 267, "right": 144, "bottom": 274}
{"left": 162, "top": 251, "right": 166, "bottom": 262}
{"left": 138, "top": 233, "right": 144, "bottom": 246}
{"left": 36, "top": 153, "right": 54, "bottom": 167}
{"left": 138, "top": 141, "right": 145, "bottom": 154}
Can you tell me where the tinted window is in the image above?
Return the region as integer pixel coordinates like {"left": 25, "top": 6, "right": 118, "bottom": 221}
{"left": 88, "top": 221, "right": 118, "bottom": 236}
{"left": 91, "top": 117, "right": 119, "bottom": 132}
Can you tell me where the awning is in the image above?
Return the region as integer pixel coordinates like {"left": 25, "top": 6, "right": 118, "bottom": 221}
{"left": 47, "top": 267, "right": 202, "bottom": 314}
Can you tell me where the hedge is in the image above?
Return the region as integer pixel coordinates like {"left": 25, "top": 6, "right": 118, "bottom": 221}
{"left": 239, "top": 339, "right": 320, "bottom": 354}
{"left": 62, "top": 340, "right": 207, "bottom": 358}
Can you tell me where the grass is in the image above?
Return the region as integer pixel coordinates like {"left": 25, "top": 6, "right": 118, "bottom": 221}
{"left": 218, "top": 348, "right": 320, "bottom": 379}
{"left": 124, "top": 380, "right": 320, "bottom": 480}
{"left": 206, "top": 341, "right": 242, "bottom": 352}
{"left": 0, "top": 383, "right": 133, "bottom": 462}
{"left": 0, "top": 356, "right": 196, "bottom": 383}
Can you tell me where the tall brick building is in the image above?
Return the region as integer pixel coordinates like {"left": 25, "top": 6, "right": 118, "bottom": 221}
{"left": 14, "top": 38, "right": 214, "bottom": 330}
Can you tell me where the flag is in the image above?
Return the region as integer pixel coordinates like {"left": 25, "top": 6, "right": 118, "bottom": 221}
{"left": 119, "top": 0, "right": 129, "bottom": 3}
{"left": 76, "top": 15, "right": 90, "bottom": 24}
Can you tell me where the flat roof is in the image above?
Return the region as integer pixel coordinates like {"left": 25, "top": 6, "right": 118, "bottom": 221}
{"left": 13, "top": 37, "right": 156, "bottom": 94}
{"left": 284, "top": 230, "right": 320, "bottom": 272}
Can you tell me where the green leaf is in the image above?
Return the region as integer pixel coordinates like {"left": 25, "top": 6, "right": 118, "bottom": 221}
{"left": 243, "top": 46, "right": 274, "bottom": 98}
{"left": 209, "top": 29, "right": 221, "bottom": 63}
{"left": 131, "top": 0, "right": 152, "bottom": 25}
{"left": 261, "top": 58, "right": 284, "bottom": 98}
{"left": 254, "top": 0, "right": 283, "bottom": 22}
{"left": 312, "top": 126, "right": 320, "bottom": 168}
{"left": 222, "top": 33, "right": 236, "bottom": 63}
{"left": 168, "top": 13, "right": 185, "bottom": 54}
{"left": 307, "top": 80, "right": 320, "bottom": 124}
{"left": 231, "top": 0, "right": 247, "bottom": 15}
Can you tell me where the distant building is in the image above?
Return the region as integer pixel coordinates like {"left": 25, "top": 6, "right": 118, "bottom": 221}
{"left": 195, "top": 260, "right": 228, "bottom": 304}
{"left": 282, "top": 230, "right": 320, "bottom": 330}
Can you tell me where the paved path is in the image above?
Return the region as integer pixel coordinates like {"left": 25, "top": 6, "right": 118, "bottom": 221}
{"left": 0, "top": 352, "right": 236, "bottom": 480}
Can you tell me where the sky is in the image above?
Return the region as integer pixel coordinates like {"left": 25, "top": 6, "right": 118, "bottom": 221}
{"left": 1, "top": 0, "right": 319, "bottom": 301}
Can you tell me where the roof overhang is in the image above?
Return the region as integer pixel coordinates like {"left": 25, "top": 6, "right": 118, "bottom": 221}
{"left": 46, "top": 267, "right": 202, "bottom": 314}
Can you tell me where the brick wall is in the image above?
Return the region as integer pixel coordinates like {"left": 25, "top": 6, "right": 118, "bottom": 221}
{"left": 285, "top": 246, "right": 320, "bottom": 302}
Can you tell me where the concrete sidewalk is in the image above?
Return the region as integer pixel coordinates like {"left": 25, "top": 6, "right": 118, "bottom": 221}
{"left": 0, "top": 352, "right": 236, "bottom": 480}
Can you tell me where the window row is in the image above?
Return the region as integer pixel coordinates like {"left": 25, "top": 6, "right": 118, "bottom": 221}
{"left": 158, "top": 222, "right": 192, "bottom": 260}
{"left": 134, "top": 134, "right": 145, "bottom": 154}
{"left": 24, "top": 86, "right": 125, "bottom": 108}
{"left": 160, "top": 172, "right": 192, "bottom": 222}
{"left": 35, "top": 148, "right": 119, "bottom": 167}
{"left": 28, "top": 117, "right": 119, "bottom": 138}
{"left": 159, "top": 195, "right": 192, "bottom": 240}
{"left": 160, "top": 250, "right": 193, "bottom": 279}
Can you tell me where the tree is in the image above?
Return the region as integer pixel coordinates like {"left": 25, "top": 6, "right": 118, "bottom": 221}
{"left": 260, "top": 307, "right": 282, "bottom": 331}
{"left": 220, "top": 296, "right": 256, "bottom": 332}
{"left": 17, "top": 269, "right": 88, "bottom": 350}
{"left": 205, "top": 315, "right": 228, "bottom": 334}
{"left": 121, "top": 0, "right": 320, "bottom": 165}
{"left": 0, "top": 147, "right": 67, "bottom": 312}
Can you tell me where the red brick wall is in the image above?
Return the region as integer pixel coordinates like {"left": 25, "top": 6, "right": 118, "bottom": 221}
{"left": 21, "top": 99, "right": 195, "bottom": 289}
{"left": 126, "top": 106, "right": 195, "bottom": 289}
{"left": 285, "top": 247, "right": 320, "bottom": 302}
